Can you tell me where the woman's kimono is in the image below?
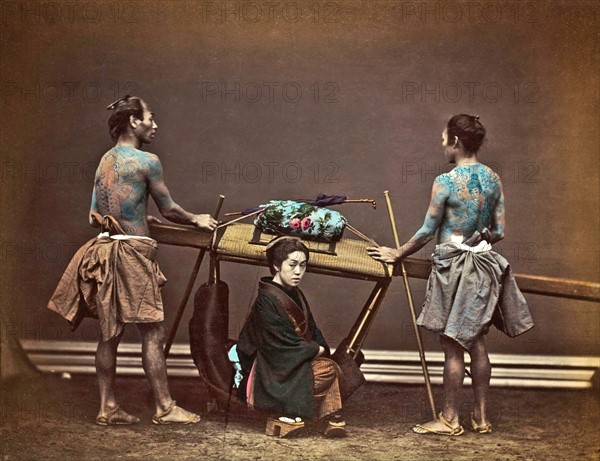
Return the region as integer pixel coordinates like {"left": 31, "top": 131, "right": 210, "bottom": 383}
{"left": 237, "top": 277, "right": 342, "bottom": 420}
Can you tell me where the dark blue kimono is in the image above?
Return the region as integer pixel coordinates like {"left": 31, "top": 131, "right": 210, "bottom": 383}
{"left": 237, "top": 277, "right": 330, "bottom": 419}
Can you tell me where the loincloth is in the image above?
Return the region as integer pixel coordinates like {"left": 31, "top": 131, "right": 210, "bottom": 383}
{"left": 48, "top": 232, "right": 167, "bottom": 341}
{"left": 417, "top": 240, "right": 534, "bottom": 350}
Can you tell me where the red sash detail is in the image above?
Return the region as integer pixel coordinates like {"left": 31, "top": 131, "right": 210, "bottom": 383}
{"left": 259, "top": 281, "right": 312, "bottom": 341}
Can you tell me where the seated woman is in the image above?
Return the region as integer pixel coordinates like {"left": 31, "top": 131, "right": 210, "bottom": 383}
{"left": 236, "top": 236, "right": 347, "bottom": 437}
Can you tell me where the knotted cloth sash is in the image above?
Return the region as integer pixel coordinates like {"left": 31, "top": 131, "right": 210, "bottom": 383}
{"left": 417, "top": 240, "right": 534, "bottom": 350}
{"left": 48, "top": 214, "right": 167, "bottom": 340}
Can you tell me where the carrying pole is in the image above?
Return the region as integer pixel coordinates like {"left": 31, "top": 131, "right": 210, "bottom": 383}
{"left": 384, "top": 190, "right": 436, "bottom": 420}
{"left": 164, "top": 195, "right": 225, "bottom": 358}
{"left": 347, "top": 280, "right": 392, "bottom": 359}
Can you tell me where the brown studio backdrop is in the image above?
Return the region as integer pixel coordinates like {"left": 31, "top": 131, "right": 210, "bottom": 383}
{"left": 1, "top": 0, "right": 598, "bottom": 356}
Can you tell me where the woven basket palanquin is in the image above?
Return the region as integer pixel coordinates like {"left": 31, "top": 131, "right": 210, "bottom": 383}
{"left": 214, "top": 223, "right": 390, "bottom": 280}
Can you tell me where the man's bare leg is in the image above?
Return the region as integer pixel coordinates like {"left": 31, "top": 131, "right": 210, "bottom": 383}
{"left": 413, "top": 335, "right": 465, "bottom": 434}
{"left": 137, "top": 323, "right": 200, "bottom": 424}
{"left": 441, "top": 335, "right": 465, "bottom": 421}
{"left": 96, "top": 329, "right": 139, "bottom": 423}
{"left": 96, "top": 330, "right": 123, "bottom": 413}
{"left": 468, "top": 335, "right": 492, "bottom": 428}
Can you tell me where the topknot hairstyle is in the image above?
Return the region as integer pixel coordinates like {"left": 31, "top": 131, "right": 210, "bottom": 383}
{"left": 106, "top": 95, "right": 145, "bottom": 142}
{"left": 446, "top": 114, "right": 486, "bottom": 153}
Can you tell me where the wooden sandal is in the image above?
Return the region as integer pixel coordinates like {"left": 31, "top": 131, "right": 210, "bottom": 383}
{"left": 265, "top": 417, "right": 305, "bottom": 437}
{"left": 324, "top": 420, "right": 347, "bottom": 438}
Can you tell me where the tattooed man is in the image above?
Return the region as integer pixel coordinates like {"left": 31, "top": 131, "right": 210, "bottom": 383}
{"left": 368, "top": 114, "right": 533, "bottom": 436}
{"left": 49, "top": 96, "right": 217, "bottom": 425}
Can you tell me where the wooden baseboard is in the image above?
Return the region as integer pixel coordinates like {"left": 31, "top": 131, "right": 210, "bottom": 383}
{"left": 21, "top": 340, "right": 599, "bottom": 390}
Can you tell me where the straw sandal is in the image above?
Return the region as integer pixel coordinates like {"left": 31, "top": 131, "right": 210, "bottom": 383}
{"left": 152, "top": 401, "right": 201, "bottom": 425}
{"left": 96, "top": 406, "right": 140, "bottom": 426}
{"left": 412, "top": 412, "right": 465, "bottom": 436}
{"left": 470, "top": 413, "right": 492, "bottom": 434}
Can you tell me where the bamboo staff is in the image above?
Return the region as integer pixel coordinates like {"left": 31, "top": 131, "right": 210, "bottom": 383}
{"left": 217, "top": 207, "right": 264, "bottom": 228}
{"left": 343, "top": 198, "right": 377, "bottom": 208}
{"left": 345, "top": 223, "right": 378, "bottom": 246}
{"left": 384, "top": 190, "right": 436, "bottom": 420}
{"left": 224, "top": 198, "right": 377, "bottom": 216}
{"left": 164, "top": 195, "right": 225, "bottom": 358}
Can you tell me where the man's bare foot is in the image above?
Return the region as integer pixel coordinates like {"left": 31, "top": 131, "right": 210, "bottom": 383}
{"left": 152, "top": 401, "right": 201, "bottom": 425}
{"left": 96, "top": 406, "right": 140, "bottom": 426}
{"left": 412, "top": 412, "right": 464, "bottom": 436}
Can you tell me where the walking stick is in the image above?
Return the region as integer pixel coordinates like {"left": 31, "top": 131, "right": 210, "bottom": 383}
{"left": 164, "top": 195, "right": 225, "bottom": 358}
{"left": 383, "top": 191, "right": 437, "bottom": 421}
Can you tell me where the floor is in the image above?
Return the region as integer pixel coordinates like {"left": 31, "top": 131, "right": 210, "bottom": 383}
{"left": 1, "top": 374, "right": 598, "bottom": 461}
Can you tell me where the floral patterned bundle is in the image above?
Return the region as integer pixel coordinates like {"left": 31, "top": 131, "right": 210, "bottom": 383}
{"left": 254, "top": 200, "right": 348, "bottom": 242}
